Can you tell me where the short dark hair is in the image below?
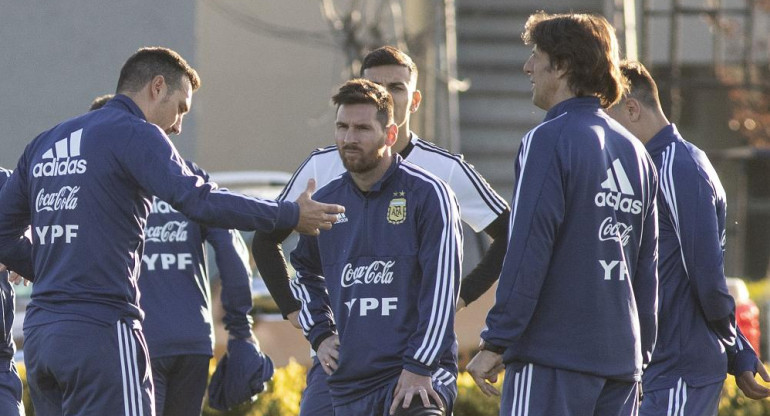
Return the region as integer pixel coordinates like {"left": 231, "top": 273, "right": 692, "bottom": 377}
{"left": 522, "top": 12, "right": 627, "bottom": 108}
{"left": 116, "top": 47, "right": 200, "bottom": 94}
{"left": 332, "top": 78, "right": 394, "bottom": 128}
{"left": 89, "top": 94, "right": 115, "bottom": 111}
{"left": 619, "top": 61, "right": 660, "bottom": 109}
{"left": 360, "top": 46, "right": 418, "bottom": 85}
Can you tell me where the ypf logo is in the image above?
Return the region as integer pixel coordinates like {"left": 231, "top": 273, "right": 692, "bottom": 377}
{"left": 32, "top": 129, "right": 88, "bottom": 178}
{"left": 594, "top": 159, "right": 642, "bottom": 215}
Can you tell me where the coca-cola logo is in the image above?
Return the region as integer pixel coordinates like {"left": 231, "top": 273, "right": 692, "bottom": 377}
{"left": 145, "top": 221, "right": 189, "bottom": 243}
{"left": 598, "top": 216, "right": 632, "bottom": 247}
{"left": 35, "top": 186, "right": 80, "bottom": 212}
{"left": 341, "top": 260, "right": 395, "bottom": 288}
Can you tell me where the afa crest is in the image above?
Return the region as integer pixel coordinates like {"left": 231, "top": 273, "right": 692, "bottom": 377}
{"left": 387, "top": 192, "right": 407, "bottom": 224}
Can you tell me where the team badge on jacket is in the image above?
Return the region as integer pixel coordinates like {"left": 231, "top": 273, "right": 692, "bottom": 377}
{"left": 387, "top": 192, "right": 407, "bottom": 224}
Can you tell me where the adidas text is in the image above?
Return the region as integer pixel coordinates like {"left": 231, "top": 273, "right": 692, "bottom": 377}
{"left": 32, "top": 158, "right": 87, "bottom": 178}
{"left": 594, "top": 192, "right": 642, "bottom": 214}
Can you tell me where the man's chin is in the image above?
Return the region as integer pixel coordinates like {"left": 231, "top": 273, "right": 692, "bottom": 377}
{"left": 343, "top": 161, "right": 375, "bottom": 174}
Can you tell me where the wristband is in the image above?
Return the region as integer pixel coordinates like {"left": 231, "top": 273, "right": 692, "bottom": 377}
{"left": 479, "top": 340, "right": 505, "bottom": 354}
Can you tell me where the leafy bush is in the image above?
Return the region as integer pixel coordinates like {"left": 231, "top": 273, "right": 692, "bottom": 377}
{"left": 18, "top": 362, "right": 33, "bottom": 416}
{"left": 720, "top": 373, "right": 770, "bottom": 415}
{"left": 454, "top": 371, "right": 502, "bottom": 416}
{"left": 745, "top": 277, "right": 770, "bottom": 303}
{"left": 16, "top": 358, "right": 770, "bottom": 416}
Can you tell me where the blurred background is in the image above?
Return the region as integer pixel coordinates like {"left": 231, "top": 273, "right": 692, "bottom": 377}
{"left": 2, "top": 0, "right": 769, "bottom": 367}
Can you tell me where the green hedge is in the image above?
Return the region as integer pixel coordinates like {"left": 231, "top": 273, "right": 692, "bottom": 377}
{"left": 16, "top": 358, "right": 770, "bottom": 415}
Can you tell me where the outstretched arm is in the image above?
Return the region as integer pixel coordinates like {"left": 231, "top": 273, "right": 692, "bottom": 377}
{"left": 121, "top": 128, "right": 344, "bottom": 234}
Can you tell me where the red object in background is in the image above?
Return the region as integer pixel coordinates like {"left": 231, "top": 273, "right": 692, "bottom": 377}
{"left": 736, "top": 299, "right": 761, "bottom": 356}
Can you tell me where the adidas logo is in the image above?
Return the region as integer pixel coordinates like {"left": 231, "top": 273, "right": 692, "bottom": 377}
{"left": 600, "top": 159, "right": 634, "bottom": 195}
{"left": 32, "top": 129, "right": 88, "bottom": 178}
{"left": 594, "top": 159, "right": 642, "bottom": 214}
{"left": 335, "top": 213, "right": 349, "bottom": 224}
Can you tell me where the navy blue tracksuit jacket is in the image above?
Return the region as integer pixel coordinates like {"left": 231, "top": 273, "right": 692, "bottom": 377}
{"left": 483, "top": 97, "right": 659, "bottom": 382}
{"left": 642, "top": 124, "right": 757, "bottom": 392}
{"left": 291, "top": 156, "right": 462, "bottom": 404}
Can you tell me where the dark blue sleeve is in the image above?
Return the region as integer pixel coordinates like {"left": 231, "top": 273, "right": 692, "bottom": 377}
{"left": 482, "top": 133, "right": 563, "bottom": 347}
{"left": 289, "top": 234, "right": 336, "bottom": 350}
{"left": 665, "top": 162, "right": 736, "bottom": 353}
{"left": 188, "top": 161, "right": 255, "bottom": 339}
{"left": 730, "top": 326, "right": 760, "bottom": 375}
{"left": 403, "top": 181, "right": 462, "bottom": 376}
{"left": 0, "top": 156, "right": 35, "bottom": 279}
{"left": 207, "top": 227, "right": 254, "bottom": 339}
{"left": 120, "top": 124, "right": 299, "bottom": 232}
{"left": 633, "top": 163, "right": 658, "bottom": 367}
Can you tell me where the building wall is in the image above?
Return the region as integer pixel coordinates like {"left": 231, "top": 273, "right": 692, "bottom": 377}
{"left": 194, "top": 0, "right": 439, "bottom": 174}
{"left": 194, "top": 0, "right": 345, "bottom": 173}
{"left": 0, "top": 0, "right": 197, "bottom": 168}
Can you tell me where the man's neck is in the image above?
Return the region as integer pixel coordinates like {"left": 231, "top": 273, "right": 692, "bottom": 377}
{"left": 392, "top": 128, "right": 411, "bottom": 154}
{"left": 639, "top": 111, "right": 671, "bottom": 144}
{"left": 122, "top": 90, "right": 152, "bottom": 122}
{"left": 350, "top": 156, "right": 395, "bottom": 192}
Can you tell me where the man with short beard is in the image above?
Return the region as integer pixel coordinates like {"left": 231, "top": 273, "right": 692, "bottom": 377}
{"left": 252, "top": 45, "right": 509, "bottom": 416}
{"left": 89, "top": 95, "right": 265, "bottom": 416}
{"left": 290, "top": 78, "right": 462, "bottom": 416}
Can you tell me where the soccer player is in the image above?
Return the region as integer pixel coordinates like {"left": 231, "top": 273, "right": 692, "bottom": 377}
{"left": 466, "top": 13, "right": 659, "bottom": 416}
{"left": 0, "top": 46, "right": 343, "bottom": 415}
{"left": 251, "top": 45, "right": 509, "bottom": 416}
{"left": 605, "top": 60, "right": 770, "bottom": 415}
{"left": 0, "top": 167, "right": 24, "bottom": 416}
{"left": 290, "top": 79, "right": 462, "bottom": 416}
{"left": 89, "top": 95, "right": 260, "bottom": 416}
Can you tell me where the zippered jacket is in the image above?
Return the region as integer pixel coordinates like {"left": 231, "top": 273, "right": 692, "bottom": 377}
{"left": 482, "top": 97, "right": 659, "bottom": 382}
{"left": 642, "top": 124, "right": 757, "bottom": 391}
{"left": 290, "top": 155, "right": 462, "bottom": 404}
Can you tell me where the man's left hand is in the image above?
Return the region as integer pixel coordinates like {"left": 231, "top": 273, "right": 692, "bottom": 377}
{"left": 389, "top": 369, "right": 444, "bottom": 415}
{"left": 2, "top": 264, "right": 30, "bottom": 286}
{"left": 466, "top": 350, "right": 504, "bottom": 397}
{"left": 737, "top": 360, "right": 770, "bottom": 400}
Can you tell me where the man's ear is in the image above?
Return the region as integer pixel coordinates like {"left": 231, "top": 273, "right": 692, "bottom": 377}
{"left": 626, "top": 98, "right": 642, "bottom": 122}
{"left": 385, "top": 123, "right": 398, "bottom": 146}
{"left": 409, "top": 89, "right": 422, "bottom": 113}
{"left": 551, "top": 60, "right": 568, "bottom": 80}
{"left": 150, "top": 75, "right": 167, "bottom": 101}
